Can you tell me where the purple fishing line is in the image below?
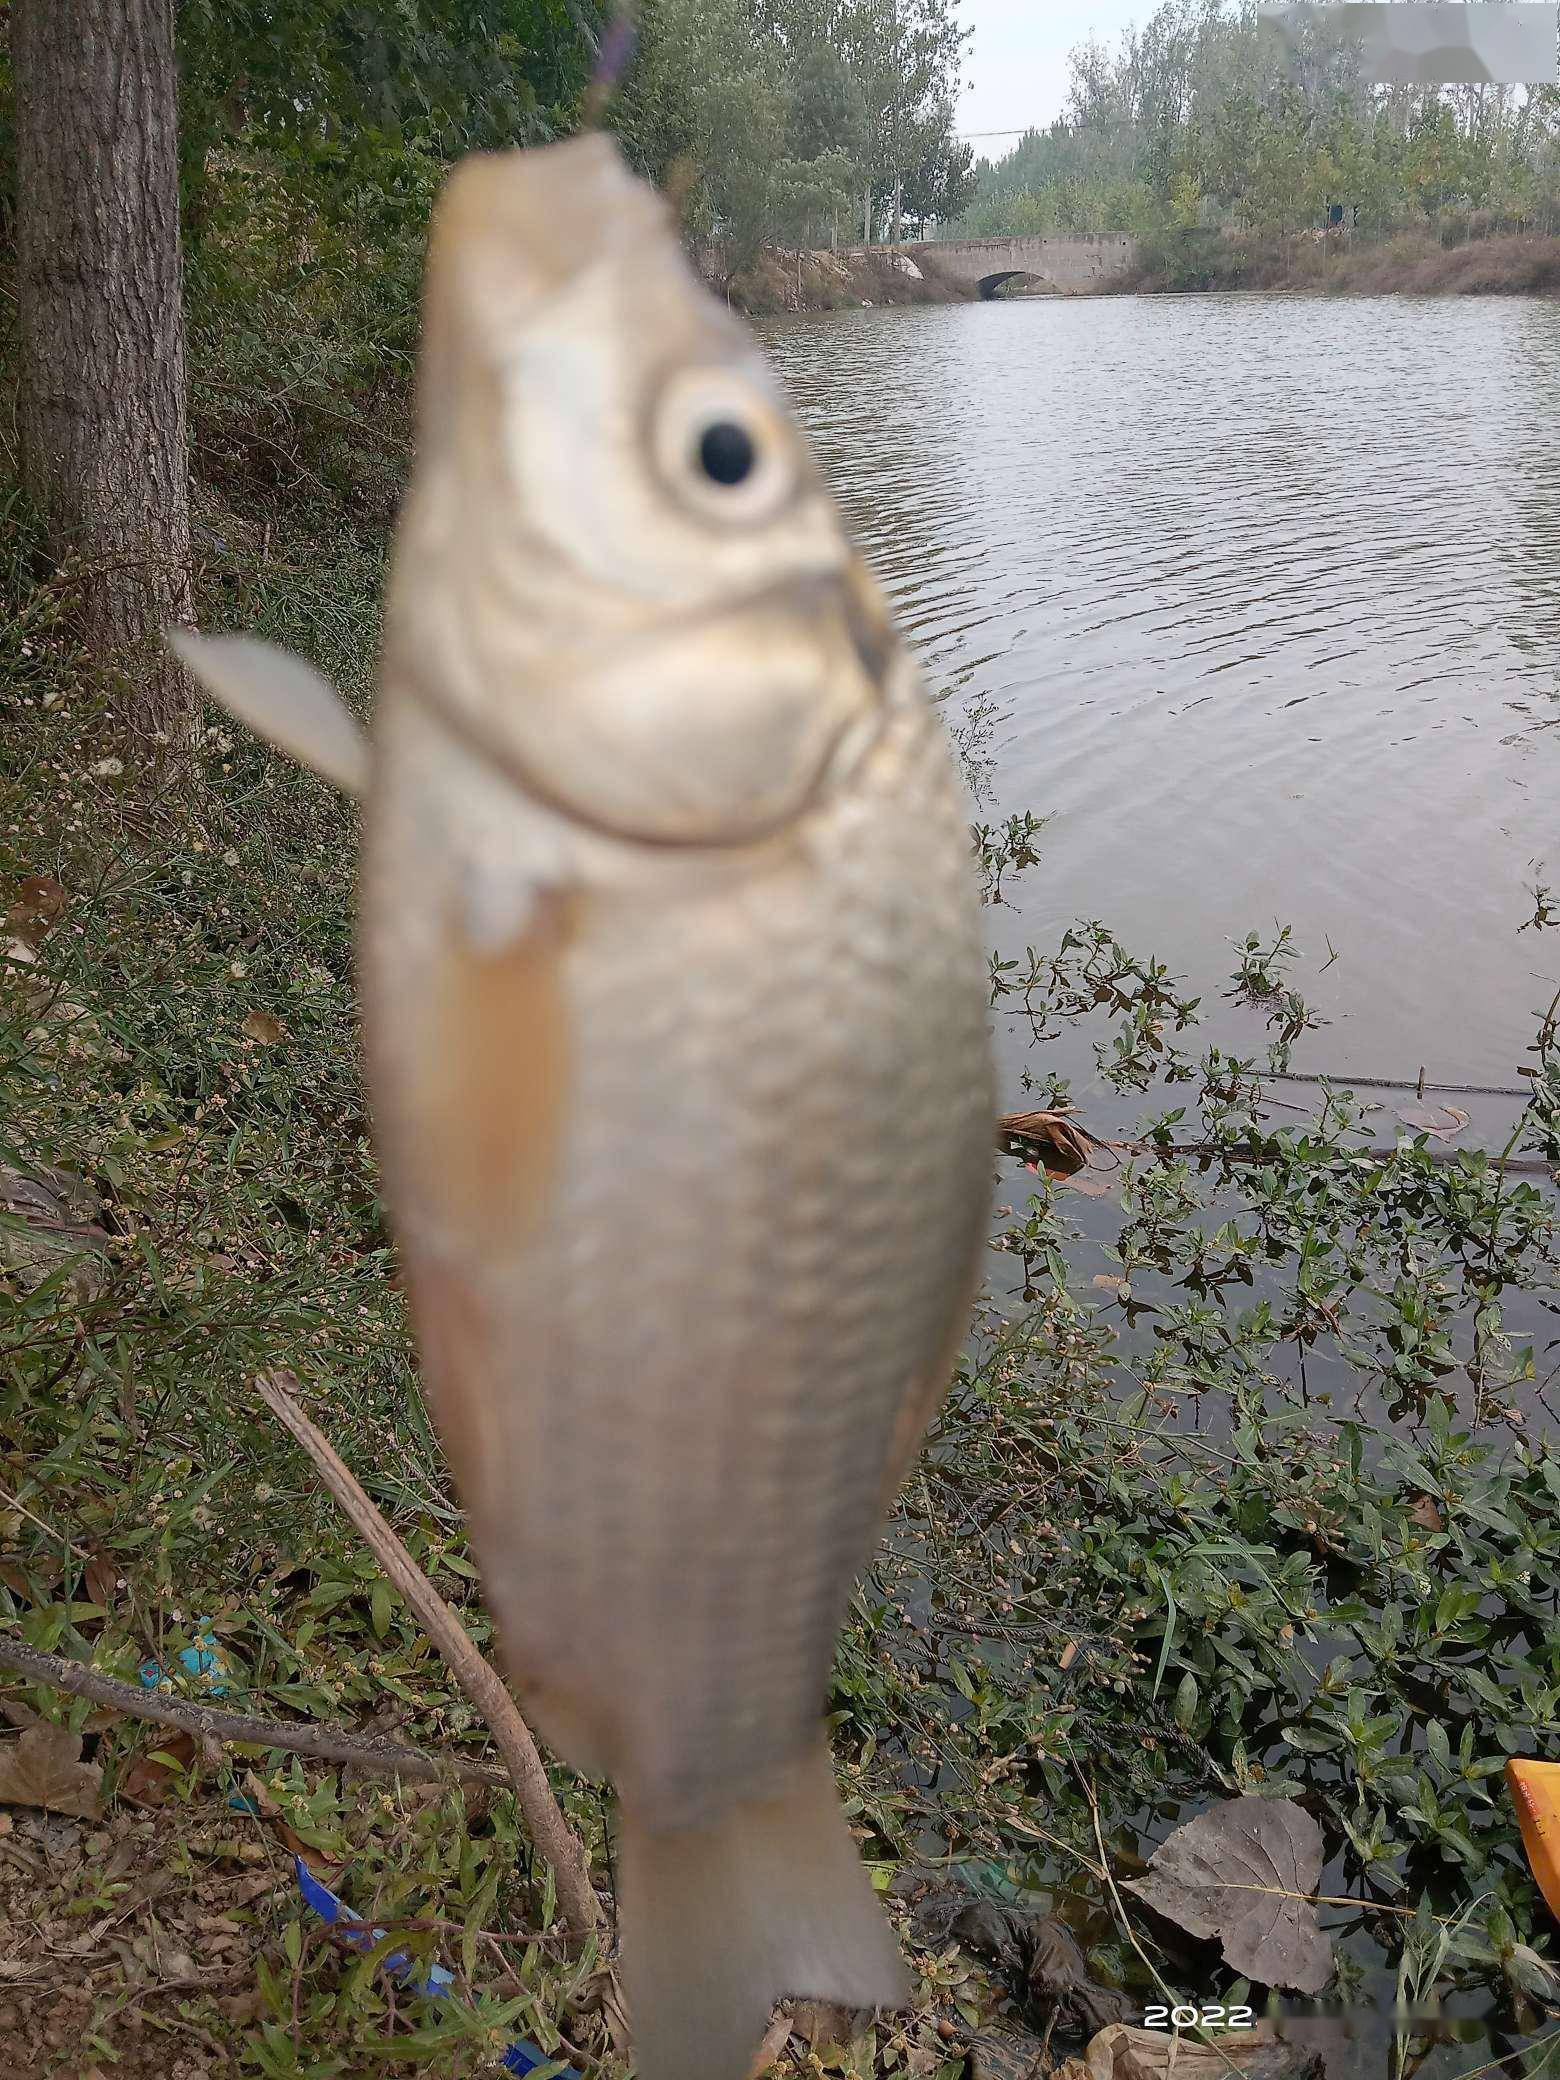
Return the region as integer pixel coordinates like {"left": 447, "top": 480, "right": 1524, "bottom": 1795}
{"left": 592, "top": 10, "right": 638, "bottom": 99}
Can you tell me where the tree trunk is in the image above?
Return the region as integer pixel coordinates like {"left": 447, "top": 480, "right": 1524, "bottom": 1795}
{"left": 13, "top": 0, "right": 195, "bottom": 756}
{"left": 891, "top": 174, "right": 904, "bottom": 245}
{"left": 863, "top": 183, "right": 873, "bottom": 244}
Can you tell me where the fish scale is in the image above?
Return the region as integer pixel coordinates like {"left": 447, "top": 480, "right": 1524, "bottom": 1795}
{"left": 405, "top": 697, "right": 989, "bottom": 1832}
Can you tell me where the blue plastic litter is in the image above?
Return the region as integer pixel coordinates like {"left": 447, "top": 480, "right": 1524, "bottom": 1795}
{"left": 138, "top": 1616, "right": 227, "bottom": 1695}
{"left": 292, "top": 1855, "right": 579, "bottom": 2077}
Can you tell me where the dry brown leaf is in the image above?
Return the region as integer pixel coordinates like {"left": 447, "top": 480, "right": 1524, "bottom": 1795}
{"left": 242, "top": 1009, "right": 287, "bottom": 1045}
{"left": 1080, "top": 2021, "right": 1320, "bottom": 2078}
{"left": 998, "top": 1109, "right": 1094, "bottom": 1176}
{"left": 274, "top": 1816, "right": 344, "bottom": 1868}
{"left": 1093, "top": 1274, "right": 1130, "bottom": 1294}
{"left": 1408, "top": 1493, "right": 1444, "bottom": 1533}
{"left": 788, "top": 2000, "right": 856, "bottom": 2053}
{"left": 1396, "top": 1104, "right": 1471, "bottom": 1141}
{"left": 82, "top": 1549, "right": 120, "bottom": 1611}
{"left": 1125, "top": 1796, "right": 1331, "bottom": 1994}
{"left": 0, "top": 1722, "right": 103, "bottom": 1818}
{"left": 119, "top": 1731, "right": 196, "bottom": 1807}
{"left": 4, "top": 874, "right": 67, "bottom": 950}
{"left": 746, "top": 2009, "right": 795, "bottom": 2078}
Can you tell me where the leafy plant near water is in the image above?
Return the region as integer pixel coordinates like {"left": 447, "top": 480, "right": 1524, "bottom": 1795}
{"left": 823, "top": 827, "right": 1560, "bottom": 2070}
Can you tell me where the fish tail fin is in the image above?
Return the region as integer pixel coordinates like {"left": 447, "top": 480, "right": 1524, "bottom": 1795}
{"left": 618, "top": 1732, "right": 909, "bottom": 2080}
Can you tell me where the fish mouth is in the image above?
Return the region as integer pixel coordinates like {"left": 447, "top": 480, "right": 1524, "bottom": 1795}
{"left": 421, "top": 570, "right": 893, "bottom": 853}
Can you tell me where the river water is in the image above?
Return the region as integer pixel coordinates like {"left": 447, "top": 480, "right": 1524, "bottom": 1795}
{"left": 760, "top": 294, "right": 1560, "bottom": 1104}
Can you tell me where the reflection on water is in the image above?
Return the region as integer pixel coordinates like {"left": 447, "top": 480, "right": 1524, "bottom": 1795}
{"left": 760, "top": 294, "right": 1560, "bottom": 1100}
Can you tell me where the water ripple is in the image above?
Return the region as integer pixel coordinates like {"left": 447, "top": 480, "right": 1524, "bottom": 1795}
{"left": 760, "top": 294, "right": 1560, "bottom": 1086}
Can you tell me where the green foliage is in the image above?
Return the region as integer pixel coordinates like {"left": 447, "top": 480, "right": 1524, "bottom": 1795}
{"left": 615, "top": 0, "right": 969, "bottom": 261}
{"left": 834, "top": 827, "right": 1560, "bottom": 2036}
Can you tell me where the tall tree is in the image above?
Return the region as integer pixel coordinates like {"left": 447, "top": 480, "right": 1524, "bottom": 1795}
{"left": 13, "top": 0, "right": 194, "bottom": 753}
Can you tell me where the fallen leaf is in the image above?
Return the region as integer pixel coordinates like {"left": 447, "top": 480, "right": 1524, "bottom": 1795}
{"left": 3, "top": 874, "right": 66, "bottom": 950}
{"left": 1079, "top": 2021, "right": 1323, "bottom": 2078}
{"left": 788, "top": 2000, "right": 856, "bottom": 2053}
{"left": 0, "top": 1723, "right": 103, "bottom": 1818}
{"left": 998, "top": 1110, "right": 1095, "bottom": 1177}
{"left": 275, "top": 1816, "right": 344, "bottom": 1868}
{"left": 242, "top": 1009, "right": 287, "bottom": 1045}
{"left": 1093, "top": 1274, "right": 1130, "bottom": 1294}
{"left": 83, "top": 1549, "right": 120, "bottom": 1611}
{"left": 1124, "top": 1795, "right": 1331, "bottom": 1994}
{"left": 1396, "top": 1104, "right": 1470, "bottom": 1141}
{"left": 217, "top": 1990, "right": 267, "bottom": 2025}
{"left": 746, "top": 2009, "right": 795, "bottom": 2078}
{"left": 119, "top": 1732, "right": 197, "bottom": 1806}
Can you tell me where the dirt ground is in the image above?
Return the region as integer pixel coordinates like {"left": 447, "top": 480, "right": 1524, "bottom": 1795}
{"left": 0, "top": 1794, "right": 280, "bottom": 2078}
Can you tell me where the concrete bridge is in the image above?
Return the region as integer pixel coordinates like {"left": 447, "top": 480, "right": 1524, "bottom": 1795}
{"left": 844, "top": 231, "right": 1140, "bottom": 298}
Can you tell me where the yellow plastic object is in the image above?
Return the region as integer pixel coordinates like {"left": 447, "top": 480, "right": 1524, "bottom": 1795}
{"left": 1507, "top": 1759, "right": 1560, "bottom": 1923}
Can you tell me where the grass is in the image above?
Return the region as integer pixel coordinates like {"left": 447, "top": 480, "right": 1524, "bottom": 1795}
{"left": 725, "top": 243, "right": 979, "bottom": 316}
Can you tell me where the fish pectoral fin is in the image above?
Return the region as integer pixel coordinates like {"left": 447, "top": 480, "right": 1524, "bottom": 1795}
{"left": 619, "top": 1733, "right": 908, "bottom": 2080}
{"left": 167, "top": 630, "right": 370, "bottom": 798}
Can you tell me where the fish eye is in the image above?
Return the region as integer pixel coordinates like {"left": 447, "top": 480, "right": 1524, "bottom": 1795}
{"left": 697, "top": 420, "right": 757, "bottom": 488}
{"left": 653, "top": 369, "right": 795, "bottom": 524}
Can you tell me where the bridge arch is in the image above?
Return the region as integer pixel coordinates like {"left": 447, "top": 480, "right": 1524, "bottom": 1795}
{"left": 978, "top": 268, "right": 1053, "bottom": 299}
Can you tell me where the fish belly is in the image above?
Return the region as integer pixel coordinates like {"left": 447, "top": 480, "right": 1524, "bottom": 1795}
{"left": 360, "top": 691, "right": 994, "bottom": 1832}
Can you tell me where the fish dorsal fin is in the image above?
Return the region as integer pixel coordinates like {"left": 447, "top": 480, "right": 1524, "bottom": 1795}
{"left": 168, "top": 631, "right": 370, "bottom": 798}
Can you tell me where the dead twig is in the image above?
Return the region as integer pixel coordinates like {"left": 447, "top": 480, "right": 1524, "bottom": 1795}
{"left": 0, "top": 1635, "right": 506, "bottom": 1787}
{"left": 253, "top": 1369, "right": 604, "bottom": 1944}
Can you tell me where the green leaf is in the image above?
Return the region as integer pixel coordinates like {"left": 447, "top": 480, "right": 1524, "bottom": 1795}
{"left": 1173, "top": 1670, "right": 1199, "bottom": 1731}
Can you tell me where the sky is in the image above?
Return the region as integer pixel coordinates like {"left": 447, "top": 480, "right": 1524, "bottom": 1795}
{"left": 955, "top": 0, "right": 1148, "bottom": 147}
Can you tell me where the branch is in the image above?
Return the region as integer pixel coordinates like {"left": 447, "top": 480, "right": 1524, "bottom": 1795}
{"left": 254, "top": 1370, "right": 604, "bottom": 1943}
{"left": 0, "top": 1635, "right": 507, "bottom": 1788}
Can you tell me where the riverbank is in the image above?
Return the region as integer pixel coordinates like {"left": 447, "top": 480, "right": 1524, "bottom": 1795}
{"left": 1115, "top": 224, "right": 1560, "bottom": 297}
{"left": 719, "top": 243, "right": 979, "bottom": 315}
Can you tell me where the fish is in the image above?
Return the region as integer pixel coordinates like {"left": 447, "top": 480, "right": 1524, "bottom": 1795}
{"left": 173, "top": 132, "right": 995, "bottom": 2080}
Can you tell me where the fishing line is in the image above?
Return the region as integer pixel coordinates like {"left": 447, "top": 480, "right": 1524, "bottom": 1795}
{"left": 581, "top": 1, "right": 639, "bottom": 128}
{"left": 1265, "top": 1069, "right": 1531, "bottom": 1099}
